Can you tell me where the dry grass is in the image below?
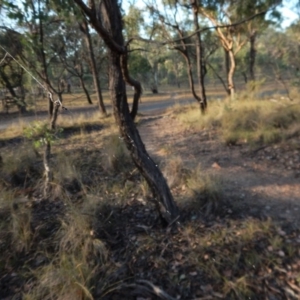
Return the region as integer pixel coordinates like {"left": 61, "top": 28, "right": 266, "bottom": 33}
{"left": 186, "top": 165, "right": 224, "bottom": 216}
{"left": 174, "top": 97, "right": 300, "bottom": 146}
{"left": 1, "top": 90, "right": 300, "bottom": 299}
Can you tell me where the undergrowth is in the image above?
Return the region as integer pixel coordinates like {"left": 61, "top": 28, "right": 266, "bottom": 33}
{"left": 175, "top": 97, "right": 300, "bottom": 146}
{"left": 0, "top": 97, "right": 300, "bottom": 299}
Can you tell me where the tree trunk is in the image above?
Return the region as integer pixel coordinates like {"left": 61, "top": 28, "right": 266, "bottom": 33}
{"left": 79, "top": 20, "right": 107, "bottom": 115}
{"left": 80, "top": 76, "right": 93, "bottom": 104}
{"left": 120, "top": 51, "right": 142, "bottom": 120}
{"left": 249, "top": 32, "right": 257, "bottom": 82}
{"left": 111, "top": 51, "right": 179, "bottom": 223}
{"left": 74, "top": 0, "right": 179, "bottom": 224}
{"left": 178, "top": 49, "right": 203, "bottom": 110}
{"left": 48, "top": 92, "right": 53, "bottom": 118}
{"left": 100, "top": 0, "right": 179, "bottom": 224}
{"left": 50, "top": 93, "right": 62, "bottom": 130}
{"left": 191, "top": 1, "right": 207, "bottom": 113}
{"left": 43, "top": 141, "right": 52, "bottom": 197}
{"left": 227, "top": 49, "right": 236, "bottom": 100}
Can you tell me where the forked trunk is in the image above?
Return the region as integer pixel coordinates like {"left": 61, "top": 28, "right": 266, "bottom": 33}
{"left": 101, "top": 0, "right": 179, "bottom": 224}
{"left": 109, "top": 51, "right": 179, "bottom": 224}
{"left": 120, "top": 52, "right": 142, "bottom": 120}
{"left": 178, "top": 48, "right": 203, "bottom": 113}
{"left": 80, "top": 77, "right": 93, "bottom": 104}
{"left": 74, "top": 0, "right": 179, "bottom": 225}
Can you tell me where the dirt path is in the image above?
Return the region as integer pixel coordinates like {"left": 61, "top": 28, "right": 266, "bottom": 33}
{"left": 138, "top": 111, "right": 300, "bottom": 227}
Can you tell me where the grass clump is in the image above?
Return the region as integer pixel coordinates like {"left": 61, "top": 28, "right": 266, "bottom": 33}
{"left": 24, "top": 205, "right": 108, "bottom": 300}
{"left": 101, "top": 134, "right": 132, "bottom": 173}
{"left": 186, "top": 166, "right": 224, "bottom": 216}
{"left": 162, "top": 156, "right": 191, "bottom": 189}
{"left": 175, "top": 98, "right": 300, "bottom": 146}
{"left": 1, "top": 147, "right": 42, "bottom": 189}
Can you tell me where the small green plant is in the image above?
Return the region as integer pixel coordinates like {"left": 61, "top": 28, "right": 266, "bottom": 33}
{"left": 23, "top": 121, "right": 63, "bottom": 149}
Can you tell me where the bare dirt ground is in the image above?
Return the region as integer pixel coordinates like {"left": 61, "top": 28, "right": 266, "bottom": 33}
{"left": 138, "top": 111, "right": 300, "bottom": 228}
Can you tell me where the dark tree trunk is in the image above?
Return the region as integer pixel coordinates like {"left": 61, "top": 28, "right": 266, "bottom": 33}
{"left": 79, "top": 20, "right": 107, "bottom": 115}
{"left": 178, "top": 48, "right": 203, "bottom": 110}
{"left": 80, "top": 76, "right": 93, "bottom": 104}
{"left": 110, "top": 51, "right": 179, "bottom": 223}
{"left": 173, "top": 24, "right": 203, "bottom": 112}
{"left": 74, "top": 0, "right": 179, "bottom": 224}
{"left": 120, "top": 51, "right": 142, "bottom": 120}
{"left": 191, "top": 0, "right": 207, "bottom": 113}
{"left": 207, "top": 62, "right": 228, "bottom": 93}
{"left": 151, "top": 87, "right": 158, "bottom": 94}
{"left": 242, "top": 71, "right": 248, "bottom": 84}
{"left": 48, "top": 95, "right": 53, "bottom": 118}
{"left": 249, "top": 32, "right": 257, "bottom": 82}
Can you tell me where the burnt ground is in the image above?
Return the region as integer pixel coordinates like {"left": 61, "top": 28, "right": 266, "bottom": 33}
{"left": 0, "top": 110, "right": 300, "bottom": 299}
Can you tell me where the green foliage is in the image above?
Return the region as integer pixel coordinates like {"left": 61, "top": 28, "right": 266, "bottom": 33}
{"left": 23, "top": 121, "right": 63, "bottom": 149}
{"left": 128, "top": 52, "right": 152, "bottom": 80}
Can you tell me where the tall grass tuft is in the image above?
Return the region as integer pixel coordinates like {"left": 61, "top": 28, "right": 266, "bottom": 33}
{"left": 187, "top": 166, "right": 224, "bottom": 216}
{"left": 174, "top": 98, "right": 300, "bottom": 146}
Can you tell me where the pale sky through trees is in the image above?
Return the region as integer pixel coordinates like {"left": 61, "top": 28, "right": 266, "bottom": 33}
{"left": 0, "top": 1, "right": 298, "bottom": 31}
{"left": 122, "top": 0, "right": 299, "bottom": 29}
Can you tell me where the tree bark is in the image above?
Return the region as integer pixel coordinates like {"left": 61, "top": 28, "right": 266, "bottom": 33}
{"left": 80, "top": 76, "right": 93, "bottom": 104}
{"left": 191, "top": 0, "right": 207, "bottom": 113}
{"left": 120, "top": 51, "right": 142, "bottom": 120}
{"left": 48, "top": 94, "right": 53, "bottom": 118}
{"left": 50, "top": 93, "right": 62, "bottom": 130}
{"left": 73, "top": 0, "right": 179, "bottom": 224}
{"left": 227, "top": 49, "right": 236, "bottom": 99}
{"left": 177, "top": 47, "right": 203, "bottom": 109}
{"left": 43, "top": 141, "right": 52, "bottom": 197}
{"left": 249, "top": 31, "right": 257, "bottom": 82}
{"left": 79, "top": 20, "right": 107, "bottom": 115}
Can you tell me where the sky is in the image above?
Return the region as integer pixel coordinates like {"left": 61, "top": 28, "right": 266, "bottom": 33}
{"left": 0, "top": 0, "right": 299, "bottom": 29}
{"left": 280, "top": 0, "right": 298, "bottom": 27}
{"left": 123, "top": 0, "right": 299, "bottom": 29}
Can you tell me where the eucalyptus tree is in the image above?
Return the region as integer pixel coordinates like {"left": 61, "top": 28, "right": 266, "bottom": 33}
{"left": 57, "top": 22, "right": 94, "bottom": 104}
{"left": 79, "top": 19, "right": 107, "bottom": 114}
{"left": 50, "top": 1, "right": 108, "bottom": 114}
{"left": 147, "top": 0, "right": 207, "bottom": 112}
{"left": 71, "top": 0, "right": 179, "bottom": 225}
{"left": 234, "top": 0, "right": 282, "bottom": 82}
{"left": 199, "top": 1, "right": 249, "bottom": 99}
{"left": 3, "top": 0, "right": 68, "bottom": 128}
